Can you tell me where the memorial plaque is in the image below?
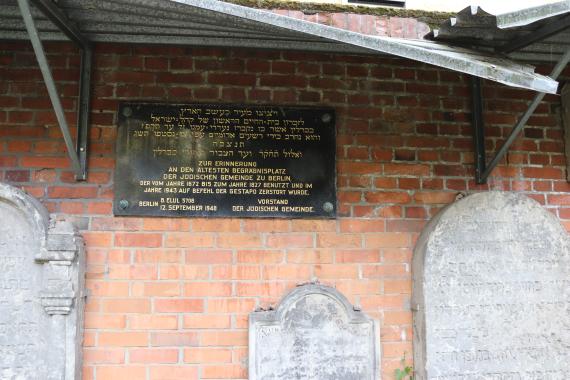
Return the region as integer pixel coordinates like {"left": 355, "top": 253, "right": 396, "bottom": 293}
{"left": 0, "top": 183, "right": 84, "bottom": 380}
{"left": 249, "top": 284, "right": 380, "bottom": 379}
{"left": 114, "top": 103, "right": 336, "bottom": 218}
{"left": 412, "top": 192, "right": 570, "bottom": 380}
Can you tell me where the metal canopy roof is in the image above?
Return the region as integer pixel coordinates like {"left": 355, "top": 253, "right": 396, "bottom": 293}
{"left": 0, "top": 0, "right": 560, "bottom": 94}
{"left": 427, "top": 1, "right": 570, "bottom": 63}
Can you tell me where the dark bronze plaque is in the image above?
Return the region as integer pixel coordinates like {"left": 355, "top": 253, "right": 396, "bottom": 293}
{"left": 114, "top": 103, "right": 336, "bottom": 218}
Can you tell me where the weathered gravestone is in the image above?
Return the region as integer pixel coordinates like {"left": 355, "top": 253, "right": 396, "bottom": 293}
{"left": 249, "top": 283, "right": 380, "bottom": 380}
{"left": 413, "top": 192, "right": 570, "bottom": 380}
{"left": 0, "top": 183, "right": 85, "bottom": 379}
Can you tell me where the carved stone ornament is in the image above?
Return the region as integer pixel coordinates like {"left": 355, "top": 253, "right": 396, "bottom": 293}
{"left": 0, "top": 182, "right": 85, "bottom": 379}
{"left": 412, "top": 192, "right": 570, "bottom": 380}
{"left": 249, "top": 283, "right": 380, "bottom": 380}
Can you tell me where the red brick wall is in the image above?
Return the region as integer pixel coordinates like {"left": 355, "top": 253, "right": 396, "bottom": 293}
{"left": 1, "top": 41, "right": 569, "bottom": 380}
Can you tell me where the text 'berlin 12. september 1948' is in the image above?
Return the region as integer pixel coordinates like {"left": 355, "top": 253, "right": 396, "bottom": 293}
{"left": 114, "top": 103, "right": 336, "bottom": 218}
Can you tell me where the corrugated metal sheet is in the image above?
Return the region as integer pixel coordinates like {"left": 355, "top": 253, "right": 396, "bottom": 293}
{"left": 0, "top": 0, "right": 560, "bottom": 93}
{"left": 427, "top": 2, "right": 570, "bottom": 63}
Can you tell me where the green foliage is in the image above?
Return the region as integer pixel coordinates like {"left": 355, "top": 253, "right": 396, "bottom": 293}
{"left": 394, "top": 354, "right": 414, "bottom": 380}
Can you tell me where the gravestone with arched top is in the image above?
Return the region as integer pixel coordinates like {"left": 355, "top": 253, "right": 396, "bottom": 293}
{"left": 413, "top": 192, "right": 570, "bottom": 379}
{"left": 0, "top": 183, "right": 84, "bottom": 379}
{"left": 249, "top": 284, "right": 380, "bottom": 379}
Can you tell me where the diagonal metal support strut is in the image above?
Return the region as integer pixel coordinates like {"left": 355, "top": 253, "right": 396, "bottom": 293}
{"left": 18, "top": 0, "right": 92, "bottom": 180}
{"left": 477, "top": 48, "right": 570, "bottom": 183}
{"left": 470, "top": 77, "right": 486, "bottom": 184}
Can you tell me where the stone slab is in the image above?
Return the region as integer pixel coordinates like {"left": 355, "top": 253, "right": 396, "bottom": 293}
{"left": 249, "top": 284, "right": 380, "bottom": 380}
{"left": 0, "top": 183, "right": 85, "bottom": 379}
{"left": 412, "top": 192, "right": 570, "bottom": 380}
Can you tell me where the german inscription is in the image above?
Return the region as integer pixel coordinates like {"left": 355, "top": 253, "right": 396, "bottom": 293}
{"left": 412, "top": 192, "right": 570, "bottom": 380}
{"left": 114, "top": 103, "right": 336, "bottom": 218}
{"left": 249, "top": 284, "right": 380, "bottom": 379}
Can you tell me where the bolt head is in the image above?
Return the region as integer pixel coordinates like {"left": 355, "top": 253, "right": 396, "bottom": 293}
{"left": 321, "top": 113, "right": 332, "bottom": 123}
{"left": 118, "top": 199, "right": 129, "bottom": 210}
{"left": 322, "top": 202, "right": 334, "bottom": 213}
{"left": 122, "top": 107, "right": 133, "bottom": 118}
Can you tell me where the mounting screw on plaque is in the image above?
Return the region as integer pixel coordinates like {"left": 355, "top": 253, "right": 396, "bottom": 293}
{"left": 118, "top": 199, "right": 129, "bottom": 210}
{"left": 122, "top": 107, "right": 133, "bottom": 118}
{"left": 321, "top": 113, "right": 332, "bottom": 123}
{"left": 322, "top": 202, "right": 334, "bottom": 213}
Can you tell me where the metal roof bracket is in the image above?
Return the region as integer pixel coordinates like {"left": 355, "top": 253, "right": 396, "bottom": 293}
{"left": 470, "top": 77, "right": 487, "bottom": 184}
{"left": 18, "top": 0, "right": 92, "bottom": 180}
{"left": 476, "top": 48, "right": 570, "bottom": 183}
{"left": 496, "top": 13, "right": 570, "bottom": 54}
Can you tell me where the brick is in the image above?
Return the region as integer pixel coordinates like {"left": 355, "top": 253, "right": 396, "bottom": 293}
{"left": 384, "top": 279, "right": 412, "bottom": 294}
{"left": 386, "top": 219, "right": 426, "bottom": 232}
{"left": 135, "top": 249, "right": 181, "bottom": 263}
{"left": 86, "top": 281, "right": 129, "bottom": 297}
{"left": 149, "top": 366, "right": 199, "bottom": 380}
{"left": 185, "top": 249, "right": 232, "bottom": 264}
{"left": 91, "top": 217, "right": 141, "bottom": 231}
{"left": 237, "top": 250, "right": 283, "bottom": 263}
{"left": 98, "top": 332, "right": 148, "bottom": 347}
{"left": 383, "top": 311, "right": 413, "bottom": 325}
{"left": 336, "top": 249, "right": 380, "bottom": 263}
{"left": 217, "top": 233, "right": 262, "bottom": 248}
{"left": 102, "top": 299, "right": 151, "bottom": 313}
{"left": 129, "top": 315, "right": 179, "bottom": 330}
{"left": 154, "top": 299, "right": 204, "bottom": 313}
{"left": 20, "top": 156, "right": 71, "bottom": 169}
{"left": 48, "top": 186, "right": 98, "bottom": 198}
{"left": 132, "top": 282, "right": 181, "bottom": 297}
{"left": 291, "top": 220, "right": 336, "bottom": 232}
{"left": 287, "top": 249, "right": 334, "bottom": 264}
{"left": 96, "top": 366, "right": 146, "bottom": 380}
{"left": 212, "top": 265, "right": 261, "bottom": 280}
{"left": 82, "top": 232, "right": 113, "bottom": 247}
{"left": 115, "top": 232, "right": 162, "bottom": 247}
{"left": 317, "top": 233, "right": 361, "bottom": 248}
{"left": 414, "top": 191, "right": 456, "bottom": 204}
{"left": 200, "top": 331, "right": 248, "bottom": 346}
{"left": 181, "top": 265, "right": 210, "bottom": 279}
{"left": 166, "top": 233, "right": 214, "bottom": 248}
{"left": 339, "top": 219, "right": 385, "bottom": 233}
{"left": 547, "top": 194, "right": 570, "bottom": 205}
{"left": 5, "top": 170, "right": 29, "bottom": 182}
{"left": 263, "top": 265, "right": 312, "bottom": 280}
{"left": 130, "top": 348, "right": 178, "bottom": 363}
{"left": 361, "top": 295, "right": 407, "bottom": 309}
{"left": 362, "top": 264, "right": 409, "bottom": 277}
{"left": 207, "top": 298, "right": 257, "bottom": 313}
{"left": 236, "top": 282, "right": 287, "bottom": 297}
{"left": 151, "top": 332, "right": 199, "bottom": 347}
{"left": 192, "top": 218, "right": 240, "bottom": 232}
{"left": 84, "top": 313, "right": 126, "bottom": 329}
{"left": 314, "top": 265, "right": 359, "bottom": 279}
{"left": 365, "top": 233, "right": 410, "bottom": 248}
{"left": 266, "top": 233, "right": 314, "bottom": 248}
{"left": 383, "top": 163, "right": 430, "bottom": 176}
{"left": 202, "top": 364, "right": 247, "bottom": 379}
{"left": 143, "top": 218, "right": 190, "bottom": 231}
{"left": 83, "top": 348, "right": 125, "bottom": 364}
{"left": 184, "top": 348, "right": 232, "bottom": 363}
{"left": 183, "top": 282, "right": 232, "bottom": 297}
{"left": 108, "top": 265, "right": 158, "bottom": 280}
{"left": 183, "top": 315, "right": 231, "bottom": 329}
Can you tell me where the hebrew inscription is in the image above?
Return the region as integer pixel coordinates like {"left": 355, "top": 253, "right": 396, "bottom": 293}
{"left": 0, "top": 183, "right": 84, "bottom": 380}
{"left": 412, "top": 192, "right": 570, "bottom": 380}
{"left": 249, "top": 284, "right": 380, "bottom": 379}
{"left": 114, "top": 103, "right": 336, "bottom": 218}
